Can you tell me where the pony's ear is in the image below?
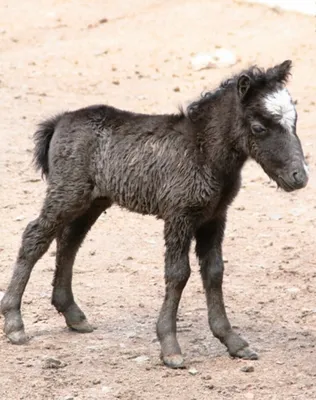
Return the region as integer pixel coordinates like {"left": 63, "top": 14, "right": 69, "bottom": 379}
{"left": 267, "top": 60, "right": 292, "bottom": 84}
{"left": 237, "top": 74, "right": 252, "bottom": 100}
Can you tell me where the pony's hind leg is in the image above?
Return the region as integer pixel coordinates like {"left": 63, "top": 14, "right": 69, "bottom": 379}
{"left": 1, "top": 184, "right": 93, "bottom": 344}
{"left": 52, "top": 197, "right": 112, "bottom": 333}
{"left": 1, "top": 215, "right": 58, "bottom": 344}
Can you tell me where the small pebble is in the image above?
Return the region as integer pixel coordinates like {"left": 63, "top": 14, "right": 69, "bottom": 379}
{"left": 190, "top": 48, "right": 237, "bottom": 71}
{"left": 188, "top": 367, "right": 198, "bottom": 375}
{"left": 134, "top": 355, "right": 149, "bottom": 363}
{"left": 270, "top": 214, "right": 282, "bottom": 221}
{"left": 287, "top": 287, "right": 300, "bottom": 294}
{"left": 241, "top": 365, "right": 254, "bottom": 373}
{"left": 42, "top": 357, "right": 66, "bottom": 369}
{"left": 101, "top": 386, "right": 111, "bottom": 393}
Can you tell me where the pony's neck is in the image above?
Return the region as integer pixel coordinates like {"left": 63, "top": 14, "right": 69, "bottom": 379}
{"left": 191, "top": 87, "right": 248, "bottom": 176}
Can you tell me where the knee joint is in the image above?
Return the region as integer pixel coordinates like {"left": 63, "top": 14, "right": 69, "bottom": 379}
{"left": 165, "top": 266, "right": 191, "bottom": 289}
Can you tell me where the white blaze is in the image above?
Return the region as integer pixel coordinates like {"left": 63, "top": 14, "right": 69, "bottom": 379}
{"left": 264, "top": 88, "right": 296, "bottom": 133}
{"left": 303, "top": 163, "right": 309, "bottom": 177}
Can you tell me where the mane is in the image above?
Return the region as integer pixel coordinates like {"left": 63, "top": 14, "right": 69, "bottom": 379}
{"left": 183, "top": 63, "right": 291, "bottom": 122}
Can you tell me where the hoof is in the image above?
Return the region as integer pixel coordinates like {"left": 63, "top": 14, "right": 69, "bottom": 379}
{"left": 67, "top": 319, "right": 94, "bottom": 333}
{"left": 162, "top": 354, "right": 185, "bottom": 369}
{"left": 6, "top": 329, "right": 28, "bottom": 345}
{"left": 233, "top": 346, "right": 258, "bottom": 360}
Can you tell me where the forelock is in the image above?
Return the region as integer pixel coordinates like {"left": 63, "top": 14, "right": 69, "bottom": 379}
{"left": 263, "top": 88, "right": 296, "bottom": 132}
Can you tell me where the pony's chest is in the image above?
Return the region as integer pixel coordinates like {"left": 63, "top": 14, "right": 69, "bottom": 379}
{"left": 219, "top": 176, "right": 241, "bottom": 207}
{"left": 196, "top": 174, "right": 241, "bottom": 220}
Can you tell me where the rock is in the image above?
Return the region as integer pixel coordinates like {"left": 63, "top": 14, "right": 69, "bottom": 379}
{"left": 0, "top": 291, "right": 4, "bottom": 301}
{"left": 190, "top": 49, "right": 237, "bottom": 71}
{"left": 145, "top": 239, "right": 156, "bottom": 245}
{"left": 188, "top": 367, "right": 198, "bottom": 375}
{"left": 137, "top": 95, "right": 147, "bottom": 100}
{"left": 173, "top": 86, "right": 180, "bottom": 92}
{"left": 92, "top": 378, "right": 101, "bottom": 385}
{"left": 15, "top": 215, "right": 25, "bottom": 221}
{"left": 269, "top": 214, "right": 282, "bottom": 221}
{"left": 290, "top": 208, "right": 306, "bottom": 217}
{"left": 207, "top": 384, "right": 214, "bottom": 390}
{"left": 202, "top": 374, "right": 212, "bottom": 380}
{"left": 42, "top": 357, "right": 66, "bottom": 369}
{"left": 282, "top": 246, "right": 294, "bottom": 251}
{"left": 134, "top": 355, "right": 149, "bottom": 363}
{"left": 241, "top": 365, "right": 254, "bottom": 373}
{"left": 287, "top": 287, "right": 300, "bottom": 294}
{"left": 101, "top": 386, "right": 111, "bottom": 393}
{"left": 46, "top": 11, "right": 57, "bottom": 18}
{"left": 27, "top": 178, "right": 41, "bottom": 183}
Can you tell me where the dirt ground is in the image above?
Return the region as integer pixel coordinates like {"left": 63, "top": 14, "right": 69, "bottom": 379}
{"left": 0, "top": 1, "right": 315, "bottom": 399}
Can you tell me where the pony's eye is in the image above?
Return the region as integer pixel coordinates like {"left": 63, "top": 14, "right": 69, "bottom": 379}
{"left": 251, "top": 124, "right": 266, "bottom": 136}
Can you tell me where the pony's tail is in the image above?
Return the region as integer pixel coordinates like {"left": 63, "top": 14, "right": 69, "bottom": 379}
{"left": 33, "top": 113, "right": 64, "bottom": 179}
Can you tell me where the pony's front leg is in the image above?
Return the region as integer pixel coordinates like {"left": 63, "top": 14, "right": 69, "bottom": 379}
{"left": 156, "top": 217, "right": 192, "bottom": 368}
{"left": 195, "top": 216, "right": 258, "bottom": 360}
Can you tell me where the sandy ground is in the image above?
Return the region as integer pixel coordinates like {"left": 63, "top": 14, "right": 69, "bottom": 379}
{"left": 0, "top": 1, "right": 316, "bottom": 399}
{"left": 245, "top": 0, "right": 316, "bottom": 15}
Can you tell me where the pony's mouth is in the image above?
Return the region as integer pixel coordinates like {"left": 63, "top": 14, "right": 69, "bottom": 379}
{"left": 276, "top": 176, "right": 298, "bottom": 192}
{"left": 264, "top": 164, "right": 308, "bottom": 192}
{"left": 273, "top": 174, "right": 308, "bottom": 192}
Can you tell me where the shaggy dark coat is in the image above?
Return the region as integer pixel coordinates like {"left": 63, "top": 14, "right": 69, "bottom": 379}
{"left": 1, "top": 60, "right": 308, "bottom": 368}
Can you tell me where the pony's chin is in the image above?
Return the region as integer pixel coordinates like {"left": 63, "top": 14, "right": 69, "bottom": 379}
{"left": 274, "top": 176, "right": 305, "bottom": 192}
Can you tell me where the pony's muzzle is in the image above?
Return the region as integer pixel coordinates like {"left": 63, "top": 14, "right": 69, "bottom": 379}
{"left": 280, "top": 163, "right": 309, "bottom": 191}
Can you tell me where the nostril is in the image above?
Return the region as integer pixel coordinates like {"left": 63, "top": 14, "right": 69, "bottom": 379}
{"left": 292, "top": 169, "right": 308, "bottom": 186}
{"left": 292, "top": 171, "right": 299, "bottom": 182}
